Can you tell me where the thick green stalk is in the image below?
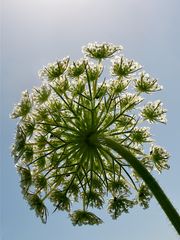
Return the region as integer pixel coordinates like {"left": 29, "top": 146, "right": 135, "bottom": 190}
{"left": 102, "top": 137, "right": 180, "bottom": 234}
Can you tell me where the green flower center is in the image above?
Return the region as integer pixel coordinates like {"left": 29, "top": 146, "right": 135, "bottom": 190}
{"left": 82, "top": 131, "right": 98, "bottom": 147}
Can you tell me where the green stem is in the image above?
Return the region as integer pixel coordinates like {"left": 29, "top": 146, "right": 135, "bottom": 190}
{"left": 101, "top": 137, "right": 180, "bottom": 235}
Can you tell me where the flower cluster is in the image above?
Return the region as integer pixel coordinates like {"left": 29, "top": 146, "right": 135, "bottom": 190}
{"left": 68, "top": 59, "right": 86, "bottom": 78}
{"left": 141, "top": 100, "right": 167, "bottom": 123}
{"left": 11, "top": 42, "right": 169, "bottom": 226}
{"left": 11, "top": 91, "right": 32, "bottom": 119}
{"left": 82, "top": 42, "right": 123, "bottom": 60}
{"left": 38, "top": 57, "right": 69, "bottom": 81}
{"left": 111, "top": 56, "right": 142, "bottom": 78}
{"left": 135, "top": 72, "right": 162, "bottom": 93}
{"left": 150, "top": 145, "right": 170, "bottom": 172}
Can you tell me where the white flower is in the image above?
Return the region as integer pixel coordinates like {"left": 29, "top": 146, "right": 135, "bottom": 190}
{"left": 120, "top": 93, "right": 143, "bottom": 111}
{"left": 110, "top": 78, "right": 130, "bottom": 94}
{"left": 130, "top": 127, "right": 151, "bottom": 144}
{"left": 68, "top": 59, "right": 86, "bottom": 78}
{"left": 135, "top": 71, "right": 163, "bottom": 93}
{"left": 11, "top": 42, "right": 170, "bottom": 226}
{"left": 38, "top": 57, "right": 69, "bottom": 81}
{"left": 150, "top": 145, "right": 170, "bottom": 172}
{"left": 141, "top": 100, "right": 167, "bottom": 123}
{"left": 32, "top": 84, "right": 51, "bottom": 104}
{"left": 11, "top": 90, "right": 32, "bottom": 119}
{"left": 82, "top": 42, "right": 123, "bottom": 60}
{"left": 111, "top": 56, "right": 142, "bottom": 78}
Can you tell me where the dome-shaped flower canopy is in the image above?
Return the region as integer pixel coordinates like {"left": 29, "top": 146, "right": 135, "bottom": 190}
{"left": 11, "top": 42, "right": 169, "bottom": 225}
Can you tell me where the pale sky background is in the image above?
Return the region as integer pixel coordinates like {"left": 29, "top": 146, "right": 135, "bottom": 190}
{"left": 1, "top": 0, "right": 180, "bottom": 239}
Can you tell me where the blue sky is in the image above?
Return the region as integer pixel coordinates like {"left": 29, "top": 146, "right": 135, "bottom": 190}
{"left": 1, "top": 0, "right": 180, "bottom": 239}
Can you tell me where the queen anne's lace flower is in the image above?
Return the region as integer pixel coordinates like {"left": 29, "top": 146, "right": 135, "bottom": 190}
{"left": 85, "top": 62, "right": 103, "bottom": 81}
{"left": 120, "top": 93, "right": 143, "bottom": 111}
{"left": 11, "top": 42, "right": 169, "bottom": 225}
{"left": 150, "top": 145, "right": 170, "bottom": 172}
{"left": 110, "top": 78, "right": 130, "bottom": 95}
{"left": 68, "top": 59, "right": 86, "bottom": 78}
{"left": 50, "top": 190, "right": 71, "bottom": 211}
{"left": 32, "top": 84, "right": 51, "bottom": 104}
{"left": 138, "top": 183, "right": 153, "bottom": 209}
{"left": 82, "top": 42, "right": 123, "bottom": 60}
{"left": 111, "top": 56, "right": 142, "bottom": 78}
{"left": 11, "top": 91, "right": 32, "bottom": 119}
{"left": 38, "top": 57, "right": 69, "bottom": 81}
{"left": 108, "top": 196, "right": 134, "bottom": 219}
{"left": 69, "top": 210, "right": 103, "bottom": 226}
{"left": 130, "top": 127, "right": 151, "bottom": 144}
{"left": 141, "top": 100, "right": 167, "bottom": 123}
{"left": 25, "top": 193, "right": 48, "bottom": 224}
{"left": 135, "top": 72, "right": 162, "bottom": 93}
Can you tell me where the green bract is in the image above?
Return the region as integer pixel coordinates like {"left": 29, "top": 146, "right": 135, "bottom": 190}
{"left": 11, "top": 42, "right": 169, "bottom": 226}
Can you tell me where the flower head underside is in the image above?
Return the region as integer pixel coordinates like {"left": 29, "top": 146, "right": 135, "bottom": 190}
{"left": 11, "top": 42, "right": 169, "bottom": 225}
